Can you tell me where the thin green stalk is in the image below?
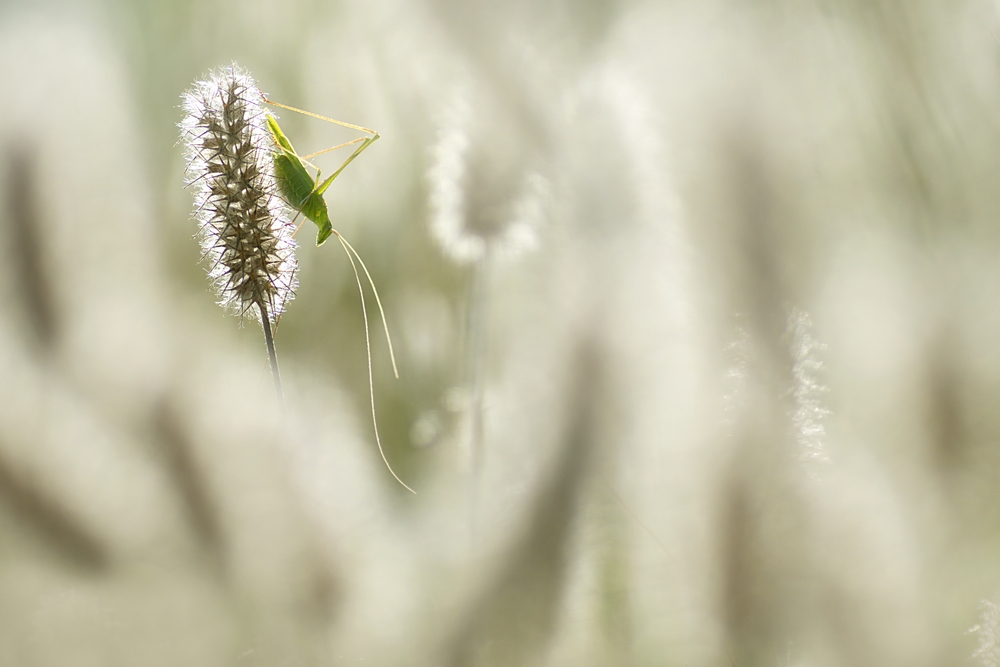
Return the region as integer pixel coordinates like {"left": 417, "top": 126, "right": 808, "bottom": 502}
{"left": 258, "top": 300, "right": 284, "bottom": 408}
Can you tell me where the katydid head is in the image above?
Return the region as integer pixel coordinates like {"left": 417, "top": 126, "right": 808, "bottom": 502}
{"left": 266, "top": 113, "right": 296, "bottom": 154}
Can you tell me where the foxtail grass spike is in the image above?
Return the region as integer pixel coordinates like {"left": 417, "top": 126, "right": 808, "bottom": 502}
{"left": 180, "top": 64, "right": 297, "bottom": 401}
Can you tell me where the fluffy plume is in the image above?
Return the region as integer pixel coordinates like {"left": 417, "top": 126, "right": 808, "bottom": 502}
{"left": 427, "top": 87, "right": 544, "bottom": 264}
{"left": 787, "top": 308, "right": 830, "bottom": 469}
{"left": 179, "top": 64, "right": 297, "bottom": 324}
{"left": 971, "top": 600, "right": 1000, "bottom": 666}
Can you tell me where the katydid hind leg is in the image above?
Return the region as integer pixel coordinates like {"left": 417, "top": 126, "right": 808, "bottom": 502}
{"left": 316, "top": 135, "right": 379, "bottom": 196}
{"left": 264, "top": 97, "right": 377, "bottom": 135}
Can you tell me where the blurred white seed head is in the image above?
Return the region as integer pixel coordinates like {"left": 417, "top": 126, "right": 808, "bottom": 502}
{"left": 428, "top": 90, "right": 478, "bottom": 263}
{"left": 179, "top": 64, "right": 297, "bottom": 324}
{"left": 722, "top": 308, "right": 831, "bottom": 471}
{"left": 787, "top": 308, "right": 831, "bottom": 469}
{"left": 971, "top": 600, "right": 1000, "bottom": 666}
{"left": 427, "top": 87, "right": 544, "bottom": 264}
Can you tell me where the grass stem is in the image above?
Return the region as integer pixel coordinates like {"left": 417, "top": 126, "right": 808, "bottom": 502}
{"left": 258, "top": 300, "right": 284, "bottom": 408}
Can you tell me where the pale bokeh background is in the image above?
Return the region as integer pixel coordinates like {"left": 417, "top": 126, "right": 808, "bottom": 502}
{"left": 2, "top": 0, "right": 1000, "bottom": 665}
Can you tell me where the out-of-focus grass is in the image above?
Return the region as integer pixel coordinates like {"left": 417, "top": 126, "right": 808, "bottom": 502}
{"left": 3, "top": 1, "right": 1000, "bottom": 665}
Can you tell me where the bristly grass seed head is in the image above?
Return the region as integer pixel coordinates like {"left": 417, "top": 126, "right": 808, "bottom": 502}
{"left": 179, "top": 64, "right": 297, "bottom": 325}
{"left": 427, "top": 87, "right": 544, "bottom": 265}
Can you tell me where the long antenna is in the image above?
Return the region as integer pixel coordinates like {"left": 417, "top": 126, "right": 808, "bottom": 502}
{"left": 335, "top": 233, "right": 414, "bottom": 494}
{"left": 336, "top": 232, "right": 399, "bottom": 378}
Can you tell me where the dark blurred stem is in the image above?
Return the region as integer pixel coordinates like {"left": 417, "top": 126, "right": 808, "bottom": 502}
{"left": 467, "top": 248, "right": 491, "bottom": 536}
{"left": 258, "top": 301, "right": 284, "bottom": 408}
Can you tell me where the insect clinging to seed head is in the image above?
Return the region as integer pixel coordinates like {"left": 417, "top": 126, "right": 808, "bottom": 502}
{"left": 179, "top": 64, "right": 413, "bottom": 493}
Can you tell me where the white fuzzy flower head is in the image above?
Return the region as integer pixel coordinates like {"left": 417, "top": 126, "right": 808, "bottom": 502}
{"left": 179, "top": 64, "right": 297, "bottom": 324}
{"left": 787, "top": 307, "right": 831, "bottom": 469}
{"left": 971, "top": 599, "right": 1000, "bottom": 666}
{"left": 427, "top": 87, "right": 544, "bottom": 265}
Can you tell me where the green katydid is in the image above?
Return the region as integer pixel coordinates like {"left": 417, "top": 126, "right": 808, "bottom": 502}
{"left": 264, "top": 99, "right": 379, "bottom": 246}
{"left": 264, "top": 99, "right": 415, "bottom": 494}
